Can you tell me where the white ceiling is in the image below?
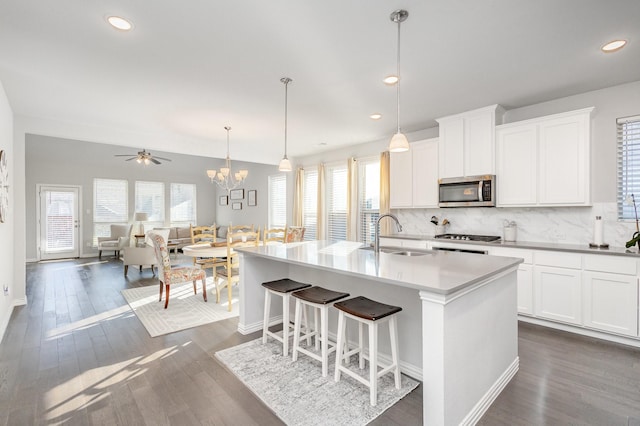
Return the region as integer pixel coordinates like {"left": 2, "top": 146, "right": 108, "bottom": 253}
{"left": 1, "top": 0, "right": 639, "bottom": 165}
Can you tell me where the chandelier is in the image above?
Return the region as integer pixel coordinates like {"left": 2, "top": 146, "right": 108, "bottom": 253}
{"left": 206, "top": 126, "right": 248, "bottom": 192}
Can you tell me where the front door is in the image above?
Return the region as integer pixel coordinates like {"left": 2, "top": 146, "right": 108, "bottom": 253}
{"left": 39, "top": 185, "right": 80, "bottom": 260}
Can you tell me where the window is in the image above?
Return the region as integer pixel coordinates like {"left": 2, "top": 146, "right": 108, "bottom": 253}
{"left": 170, "top": 183, "right": 197, "bottom": 226}
{"left": 617, "top": 115, "right": 640, "bottom": 220}
{"left": 358, "top": 158, "right": 380, "bottom": 245}
{"left": 93, "top": 178, "right": 128, "bottom": 245}
{"left": 135, "top": 181, "right": 165, "bottom": 229}
{"left": 303, "top": 168, "right": 318, "bottom": 240}
{"left": 327, "top": 164, "right": 348, "bottom": 241}
{"left": 268, "top": 174, "right": 287, "bottom": 228}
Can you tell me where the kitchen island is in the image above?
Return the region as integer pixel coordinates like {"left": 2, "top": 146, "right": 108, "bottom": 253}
{"left": 235, "top": 240, "right": 523, "bottom": 425}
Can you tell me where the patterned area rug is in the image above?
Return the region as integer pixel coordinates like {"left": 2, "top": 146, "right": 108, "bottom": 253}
{"left": 215, "top": 337, "right": 420, "bottom": 426}
{"left": 122, "top": 278, "right": 238, "bottom": 337}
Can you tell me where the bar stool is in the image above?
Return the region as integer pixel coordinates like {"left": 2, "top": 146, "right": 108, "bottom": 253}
{"left": 261, "top": 278, "right": 312, "bottom": 356}
{"left": 292, "top": 286, "right": 349, "bottom": 377}
{"left": 333, "top": 296, "right": 402, "bottom": 406}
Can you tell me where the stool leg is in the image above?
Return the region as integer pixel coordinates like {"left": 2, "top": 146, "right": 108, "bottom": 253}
{"left": 321, "top": 305, "right": 329, "bottom": 377}
{"left": 292, "top": 298, "right": 302, "bottom": 362}
{"left": 262, "top": 290, "right": 271, "bottom": 345}
{"left": 369, "top": 321, "right": 378, "bottom": 406}
{"left": 390, "top": 315, "right": 401, "bottom": 389}
{"left": 282, "top": 293, "right": 290, "bottom": 356}
{"left": 302, "top": 303, "right": 311, "bottom": 346}
{"left": 358, "top": 321, "right": 365, "bottom": 369}
{"left": 314, "top": 307, "right": 320, "bottom": 351}
{"left": 334, "top": 311, "right": 345, "bottom": 382}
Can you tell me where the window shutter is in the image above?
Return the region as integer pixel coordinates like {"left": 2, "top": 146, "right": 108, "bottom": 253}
{"left": 268, "top": 174, "right": 287, "bottom": 228}
{"left": 93, "top": 178, "right": 128, "bottom": 244}
{"left": 171, "top": 183, "right": 197, "bottom": 226}
{"left": 327, "top": 165, "right": 348, "bottom": 241}
{"left": 303, "top": 169, "right": 318, "bottom": 240}
{"left": 358, "top": 158, "right": 380, "bottom": 245}
{"left": 617, "top": 115, "right": 640, "bottom": 220}
{"left": 135, "top": 181, "right": 165, "bottom": 228}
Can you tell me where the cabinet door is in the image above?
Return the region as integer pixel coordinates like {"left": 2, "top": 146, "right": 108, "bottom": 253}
{"left": 464, "top": 109, "right": 495, "bottom": 176}
{"left": 496, "top": 124, "right": 538, "bottom": 206}
{"left": 538, "top": 113, "right": 590, "bottom": 205}
{"left": 583, "top": 272, "right": 638, "bottom": 337}
{"left": 412, "top": 139, "right": 439, "bottom": 207}
{"left": 438, "top": 118, "right": 464, "bottom": 179}
{"left": 534, "top": 265, "right": 582, "bottom": 325}
{"left": 390, "top": 149, "right": 412, "bottom": 208}
{"left": 517, "top": 264, "right": 534, "bottom": 316}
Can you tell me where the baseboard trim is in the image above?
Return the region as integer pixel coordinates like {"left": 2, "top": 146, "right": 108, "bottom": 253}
{"left": 460, "top": 357, "right": 519, "bottom": 426}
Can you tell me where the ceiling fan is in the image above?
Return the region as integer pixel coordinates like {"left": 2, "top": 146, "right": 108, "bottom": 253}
{"left": 114, "top": 149, "right": 171, "bottom": 165}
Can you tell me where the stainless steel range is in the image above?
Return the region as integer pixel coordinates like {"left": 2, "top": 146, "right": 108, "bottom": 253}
{"left": 434, "top": 233, "right": 501, "bottom": 242}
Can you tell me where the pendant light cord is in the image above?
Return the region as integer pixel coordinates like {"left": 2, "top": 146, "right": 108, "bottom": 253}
{"left": 284, "top": 80, "right": 288, "bottom": 159}
{"left": 396, "top": 18, "right": 401, "bottom": 134}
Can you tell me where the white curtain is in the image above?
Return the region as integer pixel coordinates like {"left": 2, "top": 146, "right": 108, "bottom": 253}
{"left": 379, "top": 151, "right": 391, "bottom": 235}
{"left": 292, "top": 167, "right": 304, "bottom": 227}
{"left": 317, "top": 163, "right": 326, "bottom": 240}
{"left": 346, "top": 157, "right": 358, "bottom": 241}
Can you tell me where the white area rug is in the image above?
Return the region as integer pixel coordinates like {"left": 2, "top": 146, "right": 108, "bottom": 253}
{"left": 215, "top": 337, "right": 419, "bottom": 426}
{"left": 122, "top": 278, "right": 238, "bottom": 337}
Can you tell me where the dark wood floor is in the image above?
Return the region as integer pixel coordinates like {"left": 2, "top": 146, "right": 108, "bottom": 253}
{"left": 1, "top": 256, "right": 639, "bottom": 425}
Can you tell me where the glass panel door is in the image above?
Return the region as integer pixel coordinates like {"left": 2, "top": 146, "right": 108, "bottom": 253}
{"left": 40, "top": 186, "right": 80, "bottom": 260}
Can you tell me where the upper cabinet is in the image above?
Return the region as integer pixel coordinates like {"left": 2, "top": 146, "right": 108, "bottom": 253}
{"left": 390, "top": 138, "right": 439, "bottom": 209}
{"left": 436, "top": 104, "right": 504, "bottom": 178}
{"left": 496, "top": 107, "right": 594, "bottom": 207}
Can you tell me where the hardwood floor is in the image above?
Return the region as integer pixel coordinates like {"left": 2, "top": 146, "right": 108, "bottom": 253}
{"left": 0, "top": 256, "right": 639, "bottom": 425}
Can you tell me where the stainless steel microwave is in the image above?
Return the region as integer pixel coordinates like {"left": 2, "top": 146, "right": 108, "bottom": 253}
{"left": 438, "top": 175, "right": 496, "bottom": 207}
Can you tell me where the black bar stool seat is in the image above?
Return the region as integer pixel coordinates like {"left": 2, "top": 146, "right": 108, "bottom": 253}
{"left": 333, "top": 296, "right": 402, "bottom": 321}
{"left": 291, "top": 286, "right": 349, "bottom": 304}
{"left": 262, "top": 278, "right": 312, "bottom": 294}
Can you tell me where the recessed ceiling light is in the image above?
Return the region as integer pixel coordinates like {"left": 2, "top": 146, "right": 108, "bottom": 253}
{"left": 107, "top": 16, "right": 133, "bottom": 31}
{"left": 601, "top": 39, "right": 627, "bottom": 53}
{"left": 370, "top": 113, "right": 383, "bottom": 120}
{"left": 383, "top": 75, "right": 398, "bottom": 85}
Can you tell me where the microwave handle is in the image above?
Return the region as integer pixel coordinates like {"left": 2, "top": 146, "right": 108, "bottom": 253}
{"left": 478, "top": 181, "right": 483, "bottom": 201}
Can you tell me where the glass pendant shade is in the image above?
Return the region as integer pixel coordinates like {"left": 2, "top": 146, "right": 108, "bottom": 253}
{"left": 389, "top": 132, "right": 410, "bottom": 152}
{"left": 279, "top": 156, "right": 292, "bottom": 172}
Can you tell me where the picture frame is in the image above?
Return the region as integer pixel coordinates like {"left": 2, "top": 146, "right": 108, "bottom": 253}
{"left": 229, "top": 189, "right": 244, "bottom": 200}
{"left": 232, "top": 202, "right": 242, "bottom": 210}
{"left": 219, "top": 195, "right": 228, "bottom": 206}
{"left": 248, "top": 190, "right": 257, "bottom": 206}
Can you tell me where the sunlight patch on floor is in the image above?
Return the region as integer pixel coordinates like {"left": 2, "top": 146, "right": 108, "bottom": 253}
{"left": 45, "top": 305, "right": 132, "bottom": 340}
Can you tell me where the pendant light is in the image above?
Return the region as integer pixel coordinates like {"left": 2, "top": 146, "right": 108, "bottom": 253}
{"left": 388, "top": 9, "right": 410, "bottom": 153}
{"left": 279, "top": 77, "right": 293, "bottom": 172}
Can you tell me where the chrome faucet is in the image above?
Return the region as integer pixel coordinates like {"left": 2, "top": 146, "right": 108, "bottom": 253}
{"left": 374, "top": 213, "right": 403, "bottom": 253}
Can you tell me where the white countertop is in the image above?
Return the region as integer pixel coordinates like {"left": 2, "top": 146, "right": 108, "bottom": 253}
{"left": 235, "top": 240, "right": 522, "bottom": 295}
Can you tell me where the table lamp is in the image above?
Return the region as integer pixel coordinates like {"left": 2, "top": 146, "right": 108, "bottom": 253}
{"left": 134, "top": 212, "right": 148, "bottom": 235}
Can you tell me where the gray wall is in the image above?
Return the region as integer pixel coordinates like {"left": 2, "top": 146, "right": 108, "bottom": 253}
{"left": 25, "top": 134, "right": 275, "bottom": 260}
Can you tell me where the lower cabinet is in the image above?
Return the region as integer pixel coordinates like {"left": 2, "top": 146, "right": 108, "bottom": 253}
{"left": 583, "top": 271, "right": 638, "bottom": 337}
{"left": 517, "top": 264, "right": 533, "bottom": 316}
{"left": 534, "top": 266, "right": 582, "bottom": 325}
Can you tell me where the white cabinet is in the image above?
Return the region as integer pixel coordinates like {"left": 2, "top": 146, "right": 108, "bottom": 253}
{"left": 489, "top": 247, "right": 534, "bottom": 316}
{"left": 583, "top": 272, "right": 638, "bottom": 337}
{"left": 436, "top": 104, "right": 504, "bottom": 178}
{"left": 582, "top": 254, "right": 638, "bottom": 337}
{"left": 496, "top": 107, "right": 593, "bottom": 207}
{"left": 390, "top": 138, "right": 439, "bottom": 209}
{"left": 534, "top": 265, "right": 582, "bottom": 325}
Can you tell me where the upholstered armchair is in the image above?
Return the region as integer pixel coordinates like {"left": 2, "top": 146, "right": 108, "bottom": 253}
{"left": 97, "top": 224, "right": 132, "bottom": 259}
{"left": 122, "top": 229, "right": 170, "bottom": 276}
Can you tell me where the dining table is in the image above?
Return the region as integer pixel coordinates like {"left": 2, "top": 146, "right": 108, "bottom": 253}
{"left": 181, "top": 242, "right": 229, "bottom": 259}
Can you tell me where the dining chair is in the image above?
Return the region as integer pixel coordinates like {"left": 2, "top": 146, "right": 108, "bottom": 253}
{"left": 263, "top": 225, "right": 287, "bottom": 245}
{"left": 190, "top": 224, "right": 226, "bottom": 273}
{"left": 228, "top": 223, "right": 255, "bottom": 233}
{"left": 285, "top": 226, "right": 306, "bottom": 242}
{"left": 215, "top": 229, "right": 260, "bottom": 311}
{"left": 150, "top": 233, "right": 207, "bottom": 309}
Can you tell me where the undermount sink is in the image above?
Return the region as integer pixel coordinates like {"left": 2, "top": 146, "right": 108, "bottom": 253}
{"left": 359, "top": 246, "right": 432, "bottom": 256}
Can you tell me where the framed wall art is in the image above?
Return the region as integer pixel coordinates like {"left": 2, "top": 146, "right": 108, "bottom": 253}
{"left": 232, "top": 202, "right": 242, "bottom": 210}
{"left": 219, "top": 195, "right": 228, "bottom": 206}
{"left": 230, "top": 189, "right": 244, "bottom": 200}
{"left": 248, "top": 190, "right": 257, "bottom": 206}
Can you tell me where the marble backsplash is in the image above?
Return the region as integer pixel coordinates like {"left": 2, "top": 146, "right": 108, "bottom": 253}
{"left": 393, "top": 203, "right": 640, "bottom": 250}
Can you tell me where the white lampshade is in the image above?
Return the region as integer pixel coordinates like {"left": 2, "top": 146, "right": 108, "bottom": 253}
{"left": 389, "top": 132, "right": 410, "bottom": 152}
{"left": 206, "top": 169, "right": 216, "bottom": 179}
{"left": 239, "top": 169, "right": 249, "bottom": 178}
{"left": 278, "top": 157, "right": 292, "bottom": 172}
{"left": 134, "top": 212, "right": 148, "bottom": 222}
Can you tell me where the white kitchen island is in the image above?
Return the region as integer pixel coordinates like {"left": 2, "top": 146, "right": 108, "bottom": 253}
{"left": 235, "top": 240, "right": 523, "bottom": 425}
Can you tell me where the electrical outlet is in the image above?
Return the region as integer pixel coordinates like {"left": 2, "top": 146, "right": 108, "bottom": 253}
{"left": 3, "top": 285, "right": 8, "bottom": 296}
